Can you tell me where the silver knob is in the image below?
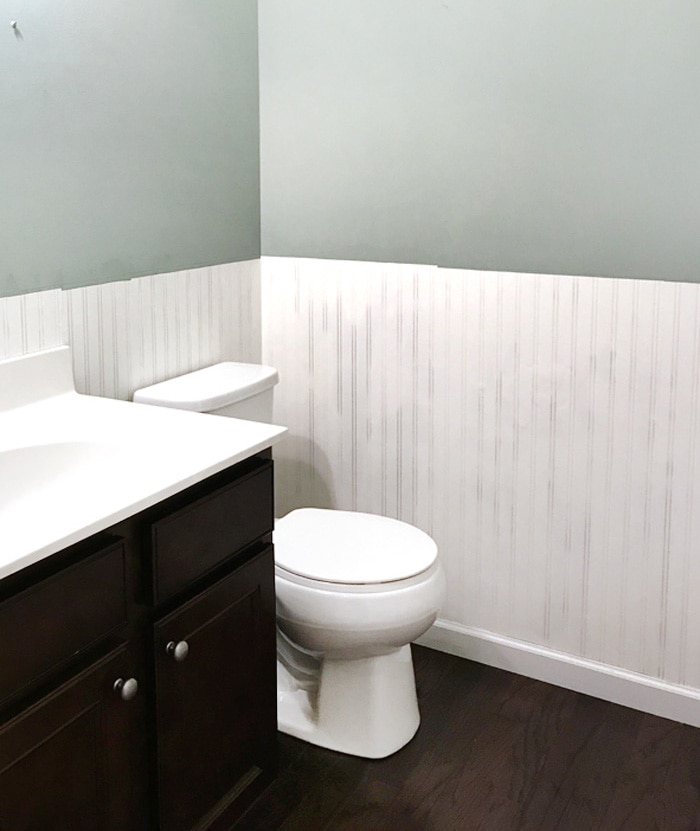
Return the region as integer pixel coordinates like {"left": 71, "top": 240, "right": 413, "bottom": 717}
{"left": 166, "top": 640, "right": 189, "bottom": 662}
{"left": 113, "top": 677, "right": 138, "bottom": 701}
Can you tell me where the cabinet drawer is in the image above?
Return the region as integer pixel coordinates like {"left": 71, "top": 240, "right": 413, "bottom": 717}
{"left": 0, "top": 539, "right": 127, "bottom": 707}
{"left": 151, "top": 460, "right": 273, "bottom": 603}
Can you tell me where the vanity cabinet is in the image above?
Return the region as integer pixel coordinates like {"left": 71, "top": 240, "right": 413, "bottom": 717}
{"left": 0, "top": 451, "right": 276, "bottom": 831}
{"left": 154, "top": 549, "right": 275, "bottom": 831}
{"left": 0, "top": 644, "right": 146, "bottom": 831}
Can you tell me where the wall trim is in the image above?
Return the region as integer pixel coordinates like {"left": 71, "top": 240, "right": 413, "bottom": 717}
{"left": 417, "top": 619, "right": 700, "bottom": 728}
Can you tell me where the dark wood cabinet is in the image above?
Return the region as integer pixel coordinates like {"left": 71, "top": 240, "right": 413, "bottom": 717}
{"left": 0, "top": 537, "right": 128, "bottom": 708}
{"left": 0, "top": 452, "right": 276, "bottom": 831}
{"left": 154, "top": 548, "right": 276, "bottom": 831}
{"left": 151, "top": 459, "right": 273, "bottom": 603}
{"left": 0, "top": 645, "right": 148, "bottom": 831}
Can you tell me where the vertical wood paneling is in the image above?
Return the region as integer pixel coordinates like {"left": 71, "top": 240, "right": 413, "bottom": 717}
{"left": 262, "top": 256, "right": 700, "bottom": 691}
{"left": 0, "top": 261, "right": 260, "bottom": 401}
{"left": 8, "top": 255, "right": 700, "bottom": 699}
{"left": 679, "top": 286, "right": 700, "bottom": 688}
{"left": 66, "top": 262, "right": 260, "bottom": 399}
{"left": 0, "top": 290, "right": 66, "bottom": 360}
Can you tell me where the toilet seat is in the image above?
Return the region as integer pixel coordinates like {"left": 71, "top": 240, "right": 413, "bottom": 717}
{"left": 274, "top": 508, "right": 438, "bottom": 585}
{"left": 275, "top": 559, "right": 443, "bottom": 594}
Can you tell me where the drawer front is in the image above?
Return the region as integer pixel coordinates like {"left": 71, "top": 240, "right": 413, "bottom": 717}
{"left": 0, "top": 539, "right": 128, "bottom": 706}
{"left": 151, "top": 461, "right": 273, "bottom": 603}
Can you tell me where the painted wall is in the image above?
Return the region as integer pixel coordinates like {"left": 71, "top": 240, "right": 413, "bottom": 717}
{"left": 259, "top": 1, "right": 700, "bottom": 283}
{"left": 0, "top": 0, "right": 260, "bottom": 297}
{"left": 263, "top": 257, "right": 700, "bottom": 723}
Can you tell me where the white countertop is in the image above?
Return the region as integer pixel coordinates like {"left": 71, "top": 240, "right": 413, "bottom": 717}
{"left": 0, "top": 348, "right": 287, "bottom": 580}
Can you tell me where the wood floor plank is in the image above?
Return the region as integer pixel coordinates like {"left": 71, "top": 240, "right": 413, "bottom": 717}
{"left": 516, "top": 694, "right": 643, "bottom": 830}
{"left": 278, "top": 746, "right": 366, "bottom": 831}
{"left": 599, "top": 713, "right": 700, "bottom": 830}
{"left": 237, "top": 646, "right": 700, "bottom": 831}
{"left": 235, "top": 740, "right": 362, "bottom": 831}
{"left": 379, "top": 672, "right": 578, "bottom": 831}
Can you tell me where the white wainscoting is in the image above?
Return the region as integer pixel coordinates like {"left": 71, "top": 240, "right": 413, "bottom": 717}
{"left": 0, "top": 260, "right": 261, "bottom": 400}
{"left": 261, "top": 256, "right": 700, "bottom": 726}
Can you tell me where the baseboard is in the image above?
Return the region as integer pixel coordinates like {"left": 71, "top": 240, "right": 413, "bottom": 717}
{"left": 416, "top": 619, "right": 700, "bottom": 728}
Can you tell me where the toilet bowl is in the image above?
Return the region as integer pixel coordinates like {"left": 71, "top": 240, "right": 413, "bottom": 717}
{"left": 274, "top": 507, "right": 444, "bottom": 758}
{"left": 134, "top": 363, "right": 445, "bottom": 758}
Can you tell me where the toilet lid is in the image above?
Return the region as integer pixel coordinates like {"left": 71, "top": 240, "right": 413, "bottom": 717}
{"left": 273, "top": 508, "right": 438, "bottom": 585}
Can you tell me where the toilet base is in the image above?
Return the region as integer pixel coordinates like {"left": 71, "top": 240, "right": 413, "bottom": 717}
{"left": 277, "top": 642, "right": 420, "bottom": 759}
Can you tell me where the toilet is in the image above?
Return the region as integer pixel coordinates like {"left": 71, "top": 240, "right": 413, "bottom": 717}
{"left": 134, "top": 362, "right": 445, "bottom": 759}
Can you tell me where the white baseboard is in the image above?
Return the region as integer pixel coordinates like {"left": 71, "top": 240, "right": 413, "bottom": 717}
{"left": 416, "top": 619, "right": 700, "bottom": 728}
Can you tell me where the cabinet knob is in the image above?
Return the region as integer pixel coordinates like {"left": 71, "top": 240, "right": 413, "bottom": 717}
{"left": 166, "top": 640, "right": 190, "bottom": 662}
{"left": 113, "top": 677, "right": 139, "bottom": 701}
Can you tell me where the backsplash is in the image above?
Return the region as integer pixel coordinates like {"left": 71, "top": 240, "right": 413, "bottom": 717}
{"left": 262, "top": 256, "right": 700, "bottom": 711}
{"left": 0, "top": 261, "right": 261, "bottom": 400}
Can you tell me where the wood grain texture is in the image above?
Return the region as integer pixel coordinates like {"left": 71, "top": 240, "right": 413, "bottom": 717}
{"left": 262, "top": 257, "right": 700, "bottom": 711}
{"left": 0, "top": 260, "right": 261, "bottom": 400}
{"left": 0, "top": 537, "right": 126, "bottom": 707}
{"left": 236, "top": 646, "right": 700, "bottom": 831}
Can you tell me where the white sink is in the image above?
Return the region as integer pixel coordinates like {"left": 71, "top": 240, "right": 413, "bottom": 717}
{"left": 0, "top": 347, "right": 287, "bottom": 580}
{"left": 0, "top": 442, "right": 129, "bottom": 506}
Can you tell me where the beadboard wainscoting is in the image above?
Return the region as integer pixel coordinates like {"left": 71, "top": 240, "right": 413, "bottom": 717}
{"left": 0, "top": 260, "right": 261, "bottom": 400}
{"left": 261, "top": 256, "right": 700, "bottom": 726}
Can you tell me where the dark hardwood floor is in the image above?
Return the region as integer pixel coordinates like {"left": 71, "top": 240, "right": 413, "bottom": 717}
{"left": 236, "top": 645, "right": 700, "bottom": 830}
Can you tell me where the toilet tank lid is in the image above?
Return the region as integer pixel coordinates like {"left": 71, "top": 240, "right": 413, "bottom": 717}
{"left": 133, "top": 362, "right": 279, "bottom": 412}
{"left": 274, "top": 508, "right": 438, "bottom": 584}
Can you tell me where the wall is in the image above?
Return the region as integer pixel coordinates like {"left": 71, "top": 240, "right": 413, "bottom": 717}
{"left": 263, "top": 257, "right": 700, "bottom": 725}
{"left": 0, "top": 261, "right": 261, "bottom": 399}
{"left": 4, "top": 0, "right": 700, "bottom": 729}
{"left": 257, "top": 0, "right": 700, "bottom": 722}
{"left": 0, "top": 0, "right": 260, "bottom": 297}
{"left": 259, "top": 0, "right": 700, "bottom": 283}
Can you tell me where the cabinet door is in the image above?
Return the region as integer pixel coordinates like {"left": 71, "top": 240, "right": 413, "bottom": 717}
{"left": 154, "top": 547, "right": 276, "bottom": 831}
{"left": 0, "top": 645, "right": 148, "bottom": 831}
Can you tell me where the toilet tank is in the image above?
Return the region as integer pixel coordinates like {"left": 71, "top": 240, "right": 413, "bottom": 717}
{"left": 133, "top": 362, "right": 279, "bottom": 422}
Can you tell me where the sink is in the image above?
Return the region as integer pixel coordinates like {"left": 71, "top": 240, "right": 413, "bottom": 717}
{"left": 0, "top": 346, "right": 287, "bottom": 580}
{"left": 0, "top": 442, "right": 128, "bottom": 506}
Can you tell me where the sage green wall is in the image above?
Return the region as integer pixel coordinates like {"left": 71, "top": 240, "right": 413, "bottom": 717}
{"left": 1, "top": 0, "right": 259, "bottom": 297}
{"left": 259, "top": 1, "right": 700, "bottom": 282}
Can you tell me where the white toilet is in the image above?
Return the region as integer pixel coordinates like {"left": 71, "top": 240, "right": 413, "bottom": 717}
{"left": 134, "top": 362, "right": 445, "bottom": 759}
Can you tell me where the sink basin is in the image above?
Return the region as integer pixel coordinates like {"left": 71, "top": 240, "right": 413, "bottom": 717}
{"left": 0, "top": 442, "right": 128, "bottom": 506}
{"left": 0, "top": 346, "right": 287, "bottom": 580}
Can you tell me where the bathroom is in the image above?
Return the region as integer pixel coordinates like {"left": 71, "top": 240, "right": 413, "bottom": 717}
{"left": 2, "top": 0, "right": 700, "bottom": 826}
